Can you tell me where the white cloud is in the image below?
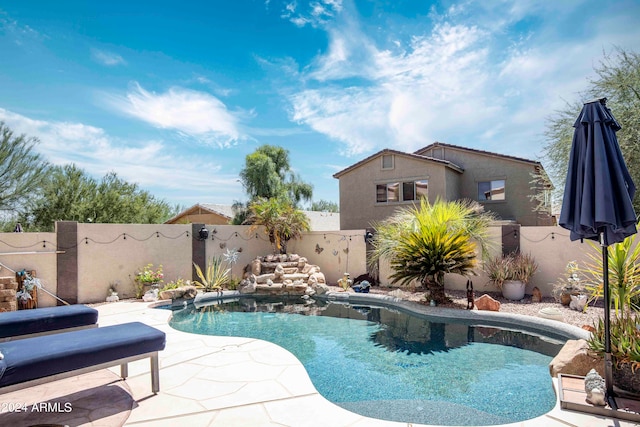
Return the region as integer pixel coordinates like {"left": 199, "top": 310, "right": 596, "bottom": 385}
{"left": 105, "top": 83, "right": 247, "bottom": 148}
{"left": 284, "top": 0, "right": 640, "bottom": 160}
{"left": 290, "top": 22, "right": 499, "bottom": 155}
{"left": 90, "top": 48, "right": 126, "bottom": 66}
{"left": 0, "top": 108, "right": 242, "bottom": 202}
{"left": 280, "top": 0, "right": 343, "bottom": 27}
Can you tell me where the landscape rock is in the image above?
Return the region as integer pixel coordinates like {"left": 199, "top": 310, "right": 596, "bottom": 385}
{"left": 474, "top": 294, "right": 501, "bottom": 311}
{"left": 549, "top": 339, "right": 603, "bottom": 378}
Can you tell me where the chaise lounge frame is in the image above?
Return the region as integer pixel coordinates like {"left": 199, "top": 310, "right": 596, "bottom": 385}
{"left": 0, "top": 351, "right": 160, "bottom": 394}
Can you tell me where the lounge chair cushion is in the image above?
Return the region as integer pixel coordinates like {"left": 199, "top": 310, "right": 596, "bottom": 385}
{"left": 0, "top": 305, "right": 98, "bottom": 339}
{"left": 0, "top": 322, "right": 165, "bottom": 388}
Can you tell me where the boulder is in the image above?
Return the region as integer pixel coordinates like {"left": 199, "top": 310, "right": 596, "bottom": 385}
{"left": 549, "top": 339, "right": 603, "bottom": 378}
{"left": 239, "top": 275, "right": 257, "bottom": 294}
{"left": 159, "top": 285, "right": 198, "bottom": 301}
{"left": 251, "top": 258, "right": 261, "bottom": 275}
{"left": 309, "top": 281, "right": 329, "bottom": 295}
{"left": 474, "top": 294, "right": 501, "bottom": 311}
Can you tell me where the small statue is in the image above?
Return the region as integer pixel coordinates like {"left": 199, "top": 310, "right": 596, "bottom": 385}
{"left": 584, "top": 369, "right": 606, "bottom": 406}
{"left": 569, "top": 294, "right": 588, "bottom": 311}
{"left": 337, "top": 273, "right": 352, "bottom": 291}
{"left": 466, "top": 279, "right": 474, "bottom": 310}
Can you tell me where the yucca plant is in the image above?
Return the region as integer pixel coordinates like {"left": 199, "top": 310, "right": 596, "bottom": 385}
{"left": 193, "top": 256, "right": 231, "bottom": 292}
{"left": 369, "top": 198, "right": 495, "bottom": 303}
{"left": 580, "top": 235, "right": 640, "bottom": 315}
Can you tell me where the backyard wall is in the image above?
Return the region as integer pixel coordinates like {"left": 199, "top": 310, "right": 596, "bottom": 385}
{"left": 379, "top": 225, "right": 597, "bottom": 297}
{"left": 0, "top": 223, "right": 612, "bottom": 306}
{"left": 0, "top": 231, "right": 58, "bottom": 307}
{"left": 1, "top": 223, "right": 369, "bottom": 305}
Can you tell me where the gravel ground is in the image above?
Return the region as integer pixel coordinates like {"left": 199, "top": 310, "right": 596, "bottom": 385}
{"left": 329, "top": 286, "right": 604, "bottom": 330}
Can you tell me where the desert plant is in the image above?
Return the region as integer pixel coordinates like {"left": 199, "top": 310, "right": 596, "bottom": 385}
{"left": 484, "top": 252, "right": 538, "bottom": 289}
{"left": 246, "top": 197, "right": 310, "bottom": 254}
{"left": 580, "top": 235, "right": 640, "bottom": 315}
{"left": 193, "top": 256, "right": 231, "bottom": 292}
{"left": 588, "top": 315, "right": 640, "bottom": 373}
{"left": 368, "top": 198, "right": 495, "bottom": 303}
{"left": 161, "top": 278, "right": 189, "bottom": 291}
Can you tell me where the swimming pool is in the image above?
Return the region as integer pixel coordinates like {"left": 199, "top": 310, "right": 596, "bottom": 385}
{"left": 167, "top": 295, "right": 565, "bottom": 426}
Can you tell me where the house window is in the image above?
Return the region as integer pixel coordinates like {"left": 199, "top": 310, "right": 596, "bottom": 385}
{"left": 402, "top": 180, "right": 428, "bottom": 201}
{"left": 382, "top": 154, "right": 394, "bottom": 169}
{"left": 377, "top": 180, "right": 427, "bottom": 203}
{"left": 478, "top": 180, "right": 505, "bottom": 201}
{"left": 387, "top": 182, "right": 399, "bottom": 202}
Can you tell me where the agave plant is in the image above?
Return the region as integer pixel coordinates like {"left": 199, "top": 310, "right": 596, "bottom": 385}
{"left": 588, "top": 315, "right": 640, "bottom": 372}
{"left": 368, "top": 198, "right": 495, "bottom": 303}
{"left": 193, "top": 256, "right": 231, "bottom": 292}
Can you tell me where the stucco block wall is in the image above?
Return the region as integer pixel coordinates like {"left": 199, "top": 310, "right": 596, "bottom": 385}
{"left": 76, "top": 223, "right": 193, "bottom": 302}
{"left": 0, "top": 232, "right": 57, "bottom": 307}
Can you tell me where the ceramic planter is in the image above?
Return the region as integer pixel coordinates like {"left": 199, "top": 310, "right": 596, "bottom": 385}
{"left": 502, "top": 280, "right": 525, "bottom": 301}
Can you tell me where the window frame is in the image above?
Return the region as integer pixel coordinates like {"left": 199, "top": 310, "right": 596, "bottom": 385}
{"left": 381, "top": 154, "right": 394, "bottom": 170}
{"left": 376, "top": 179, "right": 428, "bottom": 204}
{"left": 477, "top": 179, "right": 506, "bottom": 201}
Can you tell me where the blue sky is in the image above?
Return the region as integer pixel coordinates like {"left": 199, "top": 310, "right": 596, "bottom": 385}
{"left": 1, "top": 0, "right": 639, "bottom": 209}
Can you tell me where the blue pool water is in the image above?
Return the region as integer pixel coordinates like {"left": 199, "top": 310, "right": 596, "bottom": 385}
{"left": 167, "top": 297, "right": 563, "bottom": 426}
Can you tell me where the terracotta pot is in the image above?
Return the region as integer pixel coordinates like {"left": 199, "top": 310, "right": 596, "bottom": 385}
{"left": 502, "top": 280, "right": 525, "bottom": 301}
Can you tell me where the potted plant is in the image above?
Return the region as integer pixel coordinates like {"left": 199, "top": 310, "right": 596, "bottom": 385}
{"left": 133, "top": 263, "right": 164, "bottom": 299}
{"left": 484, "top": 252, "right": 538, "bottom": 300}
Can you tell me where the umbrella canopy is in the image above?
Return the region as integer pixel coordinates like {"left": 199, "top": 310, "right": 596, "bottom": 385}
{"left": 559, "top": 98, "right": 637, "bottom": 408}
{"left": 559, "top": 98, "right": 637, "bottom": 243}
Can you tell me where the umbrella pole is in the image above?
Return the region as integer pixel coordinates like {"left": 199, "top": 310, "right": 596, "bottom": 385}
{"left": 600, "top": 231, "right": 617, "bottom": 410}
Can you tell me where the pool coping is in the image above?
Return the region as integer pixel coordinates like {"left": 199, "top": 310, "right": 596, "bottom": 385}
{"left": 187, "top": 290, "right": 591, "bottom": 342}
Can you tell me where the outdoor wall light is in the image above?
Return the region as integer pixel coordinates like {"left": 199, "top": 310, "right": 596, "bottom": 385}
{"left": 198, "top": 226, "right": 209, "bottom": 240}
{"left": 364, "top": 231, "right": 374, "bottom": 243}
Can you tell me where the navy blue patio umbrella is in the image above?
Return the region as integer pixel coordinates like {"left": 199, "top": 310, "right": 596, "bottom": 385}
{"left": 559, "top": 97, "right": 637, "bottom": 407}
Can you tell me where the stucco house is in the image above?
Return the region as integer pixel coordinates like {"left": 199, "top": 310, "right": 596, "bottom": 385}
{"left": 165, "top": 203, "right": 341, "bottom": 231}
{"left": 333, "top": 142, "right": 553, "bottom": 230}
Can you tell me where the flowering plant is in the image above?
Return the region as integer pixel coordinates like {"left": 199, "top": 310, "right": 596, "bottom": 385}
{"left": 135, "top": 264, "right": 164, "bottom": 285}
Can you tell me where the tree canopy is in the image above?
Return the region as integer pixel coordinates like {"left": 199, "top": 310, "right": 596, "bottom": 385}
{"left": 0, "top": 122, "right": 49, "bottom": 214}
{"left": 246, "top": 197, "right": 311, "bottom": 254}
{"left": 238, "top": 145, "right": 313, "bottom": 205}
{"left": 543, "top": 47, "right": 640, "bottom": 211}
{"left": 22, "top": 164, "right": 173, "bottom": 231}
{"left": 310, "top": 199, "right": 339, "bottom": 213}
{"left": 234, "top": 144, "right": 314, "bottom": 224}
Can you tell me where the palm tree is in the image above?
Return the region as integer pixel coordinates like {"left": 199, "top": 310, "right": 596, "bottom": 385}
{"left": 369, "top": 198, "right": 495, "bottom": 303}
{"left": 246, "top": 197, "right": 311, "bottom": 254}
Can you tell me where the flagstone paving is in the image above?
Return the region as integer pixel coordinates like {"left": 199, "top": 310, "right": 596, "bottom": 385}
{"left": 1, "top": 300, "right": 638, "bottom": 427}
